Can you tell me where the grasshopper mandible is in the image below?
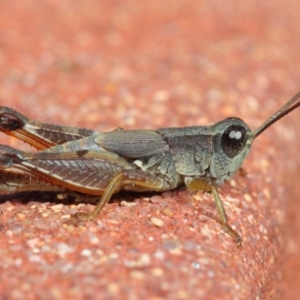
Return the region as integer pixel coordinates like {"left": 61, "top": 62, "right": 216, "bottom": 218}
{"left": 0, "top": 91, "right": 299, "bottom": 246}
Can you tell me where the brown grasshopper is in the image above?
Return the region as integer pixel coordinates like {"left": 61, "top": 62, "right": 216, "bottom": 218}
{"left": 0, "top": 91, "right": 299, "bottom": 246}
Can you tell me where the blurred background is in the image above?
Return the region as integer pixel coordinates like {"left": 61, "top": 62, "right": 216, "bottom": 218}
{"left": 0, "top": 1, "right": 300, "bottom": 299}
{"left": 1, "top": 1, "right": 300, "bottom": 130}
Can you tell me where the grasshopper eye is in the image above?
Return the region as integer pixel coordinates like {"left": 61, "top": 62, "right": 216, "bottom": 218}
{"left": 221, "top": 125, "right": 247, "bottom": 158}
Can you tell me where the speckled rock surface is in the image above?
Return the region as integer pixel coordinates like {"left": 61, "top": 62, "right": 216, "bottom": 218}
{"left": 0, "top": 1, "right": 300, "bottom": 299}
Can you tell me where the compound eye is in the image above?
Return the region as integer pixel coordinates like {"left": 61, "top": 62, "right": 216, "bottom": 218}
{"left": 221, "top": 125, "right": 247, "bottom": 158}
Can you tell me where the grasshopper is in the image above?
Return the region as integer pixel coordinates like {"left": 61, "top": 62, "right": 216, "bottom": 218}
{"left": 0, "top": 92, "right": 299, "bottom": 246}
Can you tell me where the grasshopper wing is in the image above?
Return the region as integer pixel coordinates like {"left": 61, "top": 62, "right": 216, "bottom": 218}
{"left": 94, "top": 129, "right": 169, "bottom": 159}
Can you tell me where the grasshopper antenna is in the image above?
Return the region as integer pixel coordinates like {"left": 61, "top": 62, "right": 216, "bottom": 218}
{"left": 252, "top": 90, "right": 300, "bottom": 139}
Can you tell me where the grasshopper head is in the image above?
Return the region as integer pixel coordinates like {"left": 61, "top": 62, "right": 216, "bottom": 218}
{"left": 210, "top": 90, "right": 300, "bottom": 184}
{"left": 210, "top": 117, "right": 252, "bottom": 184}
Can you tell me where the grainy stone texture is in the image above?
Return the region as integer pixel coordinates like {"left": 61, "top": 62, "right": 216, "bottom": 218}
{"left": 0, "top": 1, "right": 300, "bottom": 299}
